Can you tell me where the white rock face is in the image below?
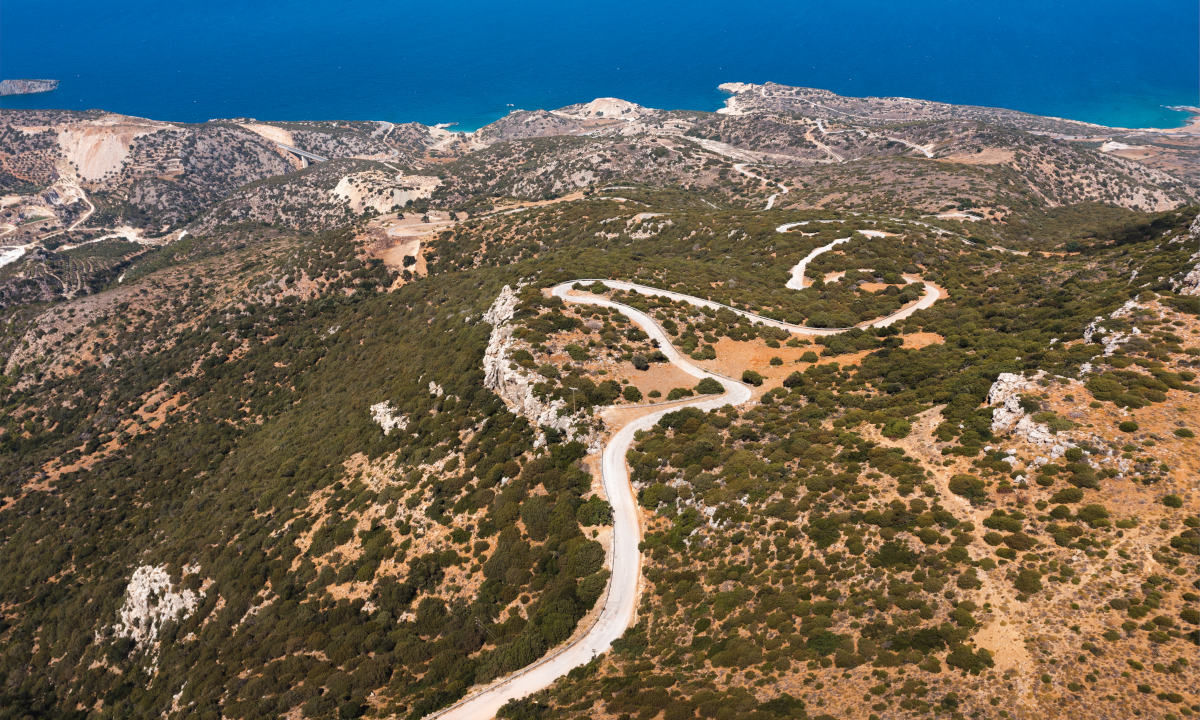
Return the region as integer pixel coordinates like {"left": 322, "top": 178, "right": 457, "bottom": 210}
{"left": 483, "top": 285, "right": 596, "bottom": 447}
{"left": 108, "top": 565, "right": 203, "bottom": 653}
{"left": 483, "top": 284, "right": 520, "bottom": 326}
{"left": 428, "top": 381, "right": 444, "bottom": 397}
{"left": 1175, "top": 251, "right": 1200, "bottom": 296}
{"left": 370, "top": 401, "right": 408, "bottom": 435}
{"left": 554, "top": 97, "right": 649, "bottom": 120}
{"left": 1168, "top": 213, "right": 1200, "bottom": 295}
{"left": 986, "top": 371, "right": 1065, "bottom": 456}
{"left": 330, "top": 171, "right": 440, "bottom": 214}
{"left": 1083, "top": 299, "right": 1144, "bottom": 356}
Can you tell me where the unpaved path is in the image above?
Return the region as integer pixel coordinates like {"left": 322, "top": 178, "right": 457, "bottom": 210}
{"left": 0, "top": 186, "right": 98, "bottom": 269}
{"left": 38, "top": 183, "right": 96, "bottom": 243}
{"left": 732, "top": 162, "right": 788, "bottom": 208}
{"left": 810, "top": 119, "right": 846, "bottom": 162}
{"left": 868, "top": 406, "right": 1035, "bottom": 705}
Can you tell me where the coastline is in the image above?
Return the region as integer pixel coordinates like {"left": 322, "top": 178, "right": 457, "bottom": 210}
{"left": 716, "top": 82, "right": 1200, "bottom": 134}
{"left": 0, "top": 81, "right": 1194, "bottom": 136}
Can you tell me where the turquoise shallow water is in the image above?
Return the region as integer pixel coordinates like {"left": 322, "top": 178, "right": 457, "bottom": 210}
{"left": 1, "top": 0, "right": 1196, "bottom": 130}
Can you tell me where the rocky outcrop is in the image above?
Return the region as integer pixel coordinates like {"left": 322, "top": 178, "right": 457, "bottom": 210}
{"left": 553, "top": 97, "right": 651, "bottom": 121}
{"left": 1179, "top": 258, "right": 1200, "bottom": 292}
{"left": 1167, "top": 213, "right": 1200, "bottom": 294}
{"left": 986, "top": 371, "right": 1067, "bottom": 457}
{"left": 1166, "top": 213, "right": 1200, "bottom": 295}
{"left": 986, "top": 372, "right": 1141, "bottom": 477}
{"left": 1083, "top": 299, "right": 1144, "bottom": 356}
{"left": 330, "top": 170, "right": 440, "bottom": 214}
{"left": 104, "top": 565, "right": 204, "bottom": 657}
{"left": 1175, "top": 257, "right": 1200, "bottom": 296}
{"left": 370, "top": 401, "right": 408, "bottom": 435}
{"left": 483, "top": 285, "right": 597, "bottom": 448}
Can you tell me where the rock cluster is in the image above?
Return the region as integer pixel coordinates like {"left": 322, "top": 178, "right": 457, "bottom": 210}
{"left": 986, "top": 373, "right": 1140, "bottom": 479}
{"left": 1169, "top": 213, "right": 1200, "bottom": 295}
{"left": 482, "top": 285, "right": 596, "bottom": 447}
{"left": 1177, "top": 258, "right": 1200, "bottom": 296}
{"left": 986, "top": 371, "right": 1066, "bottom": 457}
{"left": 370, "top": 401, "right": 408, "bottom": 435}
{"left": 1082, "top": 299, "right": 1144, "bottom": 356}
{"left": 107, "top": 565, "right": 204, "bottom": 655}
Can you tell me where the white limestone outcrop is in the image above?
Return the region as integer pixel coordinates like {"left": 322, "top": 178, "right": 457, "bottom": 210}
{"left": 370, "top": 401, "right": 408, "bottom": 435}
{"left": 986, "top": 371, "right": 1066, "bottom": 457}
{"left": 1083, "top": 299, "right": 1144, "bottom": 357}
{"left": 107, "top": 565, "right": 204, "bottom": 654}
{"left": 1168, "top": 213, "right": 1200, "bottom": 295}
{"left": 1176, "top": 258, "right": 1200, "bottom": 296}
{"left": 483, "top": 285, "right": 596, "bottom": 447}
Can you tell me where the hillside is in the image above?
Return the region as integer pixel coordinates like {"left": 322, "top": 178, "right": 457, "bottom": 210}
{"left": 1, "top": 83, "right": 1198, "bottom": 720}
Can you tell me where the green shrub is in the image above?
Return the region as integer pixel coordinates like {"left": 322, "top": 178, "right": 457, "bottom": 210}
{"left": 1118, "top": 420, "right": 1139, "bottom": 433}
{"left": 695, "top": 377, "right": 724, "bottom": 394}
{"left": 1077, "top": 504, "right": 1111, "bottom": 528}
{"left": 1003, "top": 532, "right": 1038, "bottom": 551}
{"left": 1014, "top": 567, "right": 1043, "bottom": 594}
{"left": 872, "top": 541, "right": 919, "bottom": 569}
{"left": 1050, "top": 487, "right": 1084, "bottom": 504}
{"left": 956, "top": 569, "right": 982, "bottom": 590}
{"left": 945, "top": 644, "right": 994, "bottom": 675}
{"left": 741, "top": 370, "right": 764, "bottom": 386}
{"left": 576, "top": 497, "right": 613, "bottom": 526}
{"left": 666, "top": 387, "right": 694, "bottom": 400}
{"left": 882, "top": 419, "right": 912, "bottom": 439}
{"left": 948, "top": 474, "right": 986, "bottom": 504}
{"left": 1049, "top": 504, "right": 1072, "bottom": 519}
{"left": 498, "top": 698, "right": 552, "bottom": 719}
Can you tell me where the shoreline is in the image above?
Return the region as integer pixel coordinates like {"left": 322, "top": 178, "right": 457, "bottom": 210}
{"left": 1, "top": 83, "right": 1195, "bottom": 136}
{"left": 716, "top": 83, "right": 1200, "bottom": 135}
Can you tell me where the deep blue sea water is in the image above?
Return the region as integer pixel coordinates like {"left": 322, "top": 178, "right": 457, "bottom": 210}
{"left": 1, "top": 0, "right": 1196, "bottom": 130}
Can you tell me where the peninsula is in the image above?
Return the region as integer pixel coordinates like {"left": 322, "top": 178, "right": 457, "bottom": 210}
{"left": 0, "top": 79, "right": 59, "bottom": 96}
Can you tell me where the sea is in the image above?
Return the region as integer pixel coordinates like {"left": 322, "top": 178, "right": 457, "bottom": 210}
{"left": 1, "top": 0, "right": 1196, "bottom": 131}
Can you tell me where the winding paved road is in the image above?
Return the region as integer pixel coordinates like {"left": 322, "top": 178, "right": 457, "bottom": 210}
{"left": 426, "top": 288, "right": 752, "bottom": 720}
{"left": 425, "top": 215, "right": 942, "bottom": 720}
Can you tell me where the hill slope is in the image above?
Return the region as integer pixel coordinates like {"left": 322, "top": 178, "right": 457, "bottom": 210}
{"left": 1, "top": 84, "right": 1199, "bottom": 720}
